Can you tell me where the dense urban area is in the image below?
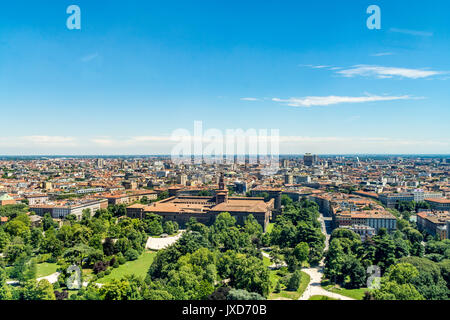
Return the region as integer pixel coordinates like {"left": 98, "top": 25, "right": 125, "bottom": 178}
{"left": 0, "top": 154, "right": 449, "bottom": 300}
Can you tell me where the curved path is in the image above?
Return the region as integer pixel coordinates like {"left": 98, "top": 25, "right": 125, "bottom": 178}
{"left": 298, "top": 266, "right": 354, "bottom": 300}
{"left": 298, "top": 211, "right": 354, "bottom": 300}
{"left": 37, "top": 272, "right": 60, "bottom": 284}
{"left": 146, "top": 231, "right": 185, "bottom": 250}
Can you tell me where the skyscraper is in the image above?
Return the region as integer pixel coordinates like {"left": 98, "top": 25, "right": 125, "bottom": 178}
{"left": 304, "top": 153, "right": 318, "bottom": 166}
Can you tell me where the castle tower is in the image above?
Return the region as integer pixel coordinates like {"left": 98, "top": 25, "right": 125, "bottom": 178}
{"left": 218, "top": 173, "right": 225, "bottom": 190}
{"left": 216, "top": 173, "right": 228, "bottom": 204}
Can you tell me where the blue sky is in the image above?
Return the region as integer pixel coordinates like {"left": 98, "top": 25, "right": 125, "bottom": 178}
{"left": 0, "top": 0, "right": 449, "bottom": 155}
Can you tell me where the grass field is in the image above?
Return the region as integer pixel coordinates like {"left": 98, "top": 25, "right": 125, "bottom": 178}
{"left": 322, "top": 285, "right": 369, "bottom": 300}
{"left": 36, "top": 263, "right": 59, "bottom": 278}
{"left": 6, "top": 262, "right": 59, "bottom": 280}
{"left": 268, "top": 269, "right": 310, "bottom": 300}
{"left": 309, "top": 295, "right": 338, "bottom": 300}
{"left": 97, "top": 251, "right": 157, "bottom": 284}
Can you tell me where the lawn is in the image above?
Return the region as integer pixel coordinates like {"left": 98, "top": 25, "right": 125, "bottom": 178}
{"left": 36, "top": 263, "right": 59, "bottom": 278}
{"left": 268, "top": 270, "right": 310, "bottom": 300}
{"left": 6, "top": 262, "right": 59, "bottom": 280}
{"left": 97, "top": 251, "right": 157, "bottom": 284}
{"left": 309, "top": 295, "right": 338, "bottom": 300}
{"left": 322, "top": 285, "right": 369, "bottom": 300}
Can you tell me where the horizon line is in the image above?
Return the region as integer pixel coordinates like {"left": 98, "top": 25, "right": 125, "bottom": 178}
{"left": 0, "top": 154, "right": 449, "bottom": 157}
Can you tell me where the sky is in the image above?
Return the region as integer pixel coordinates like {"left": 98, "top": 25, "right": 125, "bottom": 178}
{"left": 0, "top": 0, "right": 449, "bottom": 155}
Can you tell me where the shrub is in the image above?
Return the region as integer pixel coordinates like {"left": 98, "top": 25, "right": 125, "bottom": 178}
{"left": 125, "top": 249, "right": 139, "bottom": 261}
{"left": 36, "top": 253, "right": 52, "bottom": 264}
{"left": 208, "top": 287, "right": 231, "bottom": 300}
{"left": 117, "top": 253, "right": 126, "bottom": 265}
{"left": 93, "top": 261, "right": 108, "bottom": 274}
{"left": 274, "top": 281, "right": 282, "bottom": 293}
{"left": 54, "top": 290, "right": 69, "bottom": 300}
{"left": 227, "top": 289, "right": 265, "bottom": 300}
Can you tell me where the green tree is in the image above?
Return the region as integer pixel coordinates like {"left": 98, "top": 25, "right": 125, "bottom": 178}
{"left": 163, "top": 221, "right": 175, "bottom": 235}
{"left": 294, "top": 242, "right": 310, "bottom": 264}
{"left": 63, "top": 244, "right": 96, "bottom": 267}
{"left": 5, "top": 219, "right": 29, "bottom": 237}
{"left": 373, "top": 263, "right": 423, "bottom": 300}
{"left": 0, "top": 268, "right": 12, "bottom": 300}
{"left": 147, "top": 220, "right": 163, "bottom": 236}
{"left": 10, "top": 254, "right": 37, "bottom": 283}
{"left": 42, "top": 213, "right": 58, "bottom": 231}
{"left": 287, "top": 270, "right": 302, "bottom": 291}
{"left": 21, "top": 279, "right": 56, "bottom": 300}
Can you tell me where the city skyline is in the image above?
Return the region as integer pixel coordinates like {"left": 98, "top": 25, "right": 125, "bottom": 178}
{"left": 1, "top": 0, "right": 449, "bottom": 155}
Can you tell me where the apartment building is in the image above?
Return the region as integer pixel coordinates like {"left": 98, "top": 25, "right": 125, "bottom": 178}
{"left": 25, "top": 194, "right": 49, "bottom": 206}
{"left": 341, "top": 224, "right": 376, "bottom": 241}
{"left": 379, "top": 189, "right": 443, "bottom": 208}
{"left": 417, "top": 211, "right": 450, "bottom": 240}
{"left": 336, "top": 211, "right": 397, "bottom": 233}
{"left": 30, "top": 198, "right": 108, "bottom": 220}
{"left": 425, "top": 198, "right": 450, "bottom": 211}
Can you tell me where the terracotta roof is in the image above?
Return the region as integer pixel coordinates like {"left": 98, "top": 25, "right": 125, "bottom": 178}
{"left": 426, "top": 198, "right": 450, "bottom": 204}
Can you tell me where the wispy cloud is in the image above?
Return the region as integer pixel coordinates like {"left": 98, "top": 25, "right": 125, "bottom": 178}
{"left": 0, "top": 136, "right": 79, "bottom": 148}
{"left": 23, "top": 136, "right": 77, "bottom": 145}
{"left": 81, "top": 53, "right": 99, "bottom": 63}
{"left": 337, "top": 65, "right": 443, "bottom": 79}
{"left": 240, "top": 97, "right": 260, "bottom": 101}
{"left": 272, "top": 94, "right": 417, "bottom": 107}
{"left": 389, "top": 28, "right": 433, "bottom": 37}
{"left": 299, "top": 64, "right": 332, "bottom": 69}
{"left": 371, "top": 52, "right": 394, "bottom": 57}
{"left": 0, "top": 135, "right": 448, "bottom": 155}
{"left": 336, "top": 65, "right": 444, "bottom": 79}
{"left": 302, "top": 64, "right": 445, "bottom": 80}
{"left": 90, "top": 138, "right": 116, "bottom": 146}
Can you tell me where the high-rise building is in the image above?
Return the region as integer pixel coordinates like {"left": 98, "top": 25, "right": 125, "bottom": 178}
{"left": 96, "top": 158, "right": 104, "bottom": 169}
{"left": 177, "top": 174, "right": 188, "bottom": 186}
{"left": 234, "top": 181, "right": 247, "bottom": 194}
{"left": 304, "top": 153, "right": 317, "bottom": 166}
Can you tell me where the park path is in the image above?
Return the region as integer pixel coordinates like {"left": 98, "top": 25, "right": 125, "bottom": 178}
{"left": 37, "top": 272, "right": 60, "bottom": 284}
{"left": 6, "top": 271, "right": 61, "bottom": 286}
{"left": 298, "top": 265, "right": 354, "bottom": 300}
{"left": 145, "top": 230, "right": 185, "bottom": 250}
{"left": 298, "top": 211, "right": 354, "bottom": 300}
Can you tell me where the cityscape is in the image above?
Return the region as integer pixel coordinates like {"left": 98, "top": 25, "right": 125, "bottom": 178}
{"left": 0, "top": 154, "right": 449, "bottom": 301}
{"left": 0, "top": 0, "right": 449, "bottom": 311}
